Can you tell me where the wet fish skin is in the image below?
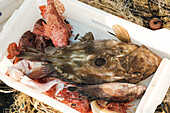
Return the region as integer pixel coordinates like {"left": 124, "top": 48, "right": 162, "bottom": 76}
{"left": 17, "top": 39, "right": 161, "bottom": 84}
{"left": 119, "top": 45, "right": 162, "bottom": 83}
{"left": 68, "top": 82, "right": 146, "bottom": 102}
{"left": 43, "top": 0, "right": 71, "bottom": 47}
{"left": 18, "top": 39, "right": 137, "bottom": 83}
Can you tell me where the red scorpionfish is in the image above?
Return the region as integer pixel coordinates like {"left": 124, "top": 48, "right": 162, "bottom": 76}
{"left": 39, "top": 0, "right": 72, "bottom": 47}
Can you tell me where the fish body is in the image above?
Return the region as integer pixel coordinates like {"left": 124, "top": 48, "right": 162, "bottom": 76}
{"left": 43, "top": 0, "right": 71, "bottom": 47}
{"left": 68, "top": 82, "right": 146, "bottom": 102}
{"left": 18, "top": 39, "right": 162, "bottom": 84}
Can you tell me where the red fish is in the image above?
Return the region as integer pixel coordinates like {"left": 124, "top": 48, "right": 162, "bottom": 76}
{"left": 41, "top": 0, "right": 71, "bottom": 47}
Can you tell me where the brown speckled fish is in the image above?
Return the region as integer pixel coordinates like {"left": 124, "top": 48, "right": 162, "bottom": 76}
{"left": 17, "top": 33, "right": 162, "bottom": 84}
{"left": 68, "top": 82, "right": 146, "bottom": 102}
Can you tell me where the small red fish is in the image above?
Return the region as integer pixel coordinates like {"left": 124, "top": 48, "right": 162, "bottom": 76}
{"left": 41, "top": 0, "right": 71, "bottom": 47}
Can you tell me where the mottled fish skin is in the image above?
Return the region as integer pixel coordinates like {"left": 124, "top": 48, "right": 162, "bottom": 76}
{"left": 68, "top": 82, "right": 146, "bottom": 102}
{"left": 18, "top": 39, "right": 161, "bottom": 84}
{"left": 119, "top": 45, "right": 162, "bottom": 83}
{"left": 44, "top": 0, "right": 71, "bottom": 47}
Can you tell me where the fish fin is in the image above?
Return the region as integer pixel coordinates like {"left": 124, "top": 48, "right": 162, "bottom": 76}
{"left": 28, "top": 64, "right": 55, "bottom": 79}
{"left": 17, "top": 52, "right": 44, "bottom": 61}
{"left": 79, "top": 32, "right": 94, "bottom": 42}
{"left": 17, "top": 47, "right": 49, "bottom": 61}
{"left": 112, "top": 25, "right": 131, "bottom": 43}
{"left": 22, "top": 46, "right": 43, "bottom": 53}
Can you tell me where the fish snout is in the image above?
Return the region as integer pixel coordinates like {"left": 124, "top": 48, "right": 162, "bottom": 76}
{"left": 137, "top": 85, "right": 147, "bottom": 97}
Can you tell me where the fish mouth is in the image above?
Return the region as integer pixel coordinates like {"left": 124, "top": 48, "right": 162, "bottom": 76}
{"left": 136, "top": 85, "right": 147, "bottom": 98}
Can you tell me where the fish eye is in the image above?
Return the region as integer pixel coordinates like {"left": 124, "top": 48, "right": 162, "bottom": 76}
{"left": 94, "top": 58, "right": 106, "bottom": 67}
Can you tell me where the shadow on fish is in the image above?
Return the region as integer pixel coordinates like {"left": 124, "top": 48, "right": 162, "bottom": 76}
{"left": 17, "top": 32, "right": 162, "bottom": 85}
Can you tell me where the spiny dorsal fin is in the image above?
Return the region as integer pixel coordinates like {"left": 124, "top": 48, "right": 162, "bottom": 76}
{"left": 79, "top": 32, "right": 94, "bottom": 42}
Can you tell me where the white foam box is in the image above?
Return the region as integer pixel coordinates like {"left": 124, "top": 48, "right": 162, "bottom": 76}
{"left": 0, "top": 0, "right": 24, "bottom": 24}
{"left": 0, "top": 0, "right": 170, "bottom": 113}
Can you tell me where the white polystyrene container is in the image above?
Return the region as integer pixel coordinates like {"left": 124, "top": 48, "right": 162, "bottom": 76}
{"left": 0, "top": 0, "right": 170, "bottom": 113}
{"left": 0, "top": 0, "right": 24, "bottom": 24}
{"left": 0, "top": 0, "right": 24, "bottom": 32}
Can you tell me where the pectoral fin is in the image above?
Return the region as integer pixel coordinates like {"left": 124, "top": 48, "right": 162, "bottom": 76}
{"left": 27, "top": 64, "right": 55, "bottom": 79}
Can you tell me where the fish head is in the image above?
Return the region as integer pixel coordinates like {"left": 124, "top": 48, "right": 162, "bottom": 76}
{"left": 122, "top": 45, "right": 162, "bottom": 83}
